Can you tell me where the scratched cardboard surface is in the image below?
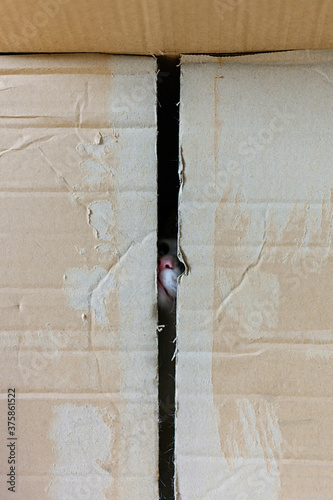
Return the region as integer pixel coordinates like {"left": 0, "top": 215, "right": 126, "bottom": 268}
{"left": 176, "top": 50, "right": 333, "bottom": 499}
{"left": 0, "top": 54, "right": 158, "bottom": 499}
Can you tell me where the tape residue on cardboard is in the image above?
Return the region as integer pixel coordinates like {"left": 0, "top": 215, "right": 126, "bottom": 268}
{"left": 88, "top": 201, "right": 115, "bottom": 241}
{"left": 48, "top": 404, "right": 113, "bottom": 500}
{"left": 216, "top": 398, "right": 282, "bottom": 500}
{"left": 63, "top": 266, "right": 116, "bottom": 326}
{"left": 77, "top": 134, "right": 115, "bottom": 187}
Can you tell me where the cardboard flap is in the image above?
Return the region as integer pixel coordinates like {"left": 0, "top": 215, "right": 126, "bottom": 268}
{"left": 177, "top": 50, "right": 333, "bottom": 499}
{"left": 0, "top": 54, "right": 158, "bottom": 499}
{"left": 1, "top": 0, "right": 333, "bottom": 54}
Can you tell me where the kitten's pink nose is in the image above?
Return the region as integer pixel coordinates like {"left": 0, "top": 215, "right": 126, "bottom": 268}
{"left": 158, "top": 255, "right": 174, "bottom": 272}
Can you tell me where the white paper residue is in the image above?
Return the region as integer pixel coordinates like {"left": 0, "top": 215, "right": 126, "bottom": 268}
{"left": 48, "top": 404, "right": 114, "bottom": 500}
{"left": 88, "top": 200, "right": 115, "bottom": 241}
{"left": 63, "top": 266, "right": 116, "bottom": 326}
{"left": 217, "top": 398, "right": 282, "bottom": 500}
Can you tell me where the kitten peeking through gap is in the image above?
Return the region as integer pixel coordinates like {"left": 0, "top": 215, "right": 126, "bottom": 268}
{"left": 158, "top": 238, "right": 184, "bottom": 313}
{"left": 157, "top": 234, "right": 183, "bottom": 499}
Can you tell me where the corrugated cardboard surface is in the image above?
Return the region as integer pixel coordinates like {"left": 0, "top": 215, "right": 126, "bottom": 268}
{"left": 177, "top": 50, "right": 333, "bottom": 499}
{"left": 1, "top": 0, "right": 333, "bottom": 54}
{"left": 0, "top": 54, "right": 158, "bottom": 499}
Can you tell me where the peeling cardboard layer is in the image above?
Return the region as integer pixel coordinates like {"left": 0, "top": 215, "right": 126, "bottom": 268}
{"left": 177, "top": 50, "right": 333, "bottom": 499}
{"left": 0, "top": 54, "right": 158, "bottom": 499}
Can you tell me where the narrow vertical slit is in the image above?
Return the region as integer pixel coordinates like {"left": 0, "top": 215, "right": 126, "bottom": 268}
{"left": 157, "top": 56, "right": 180, "bottom": 500}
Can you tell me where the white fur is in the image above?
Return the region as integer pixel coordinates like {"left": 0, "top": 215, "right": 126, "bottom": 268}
{"left": 158, "top": 238, "right": 183, "bottom": 312}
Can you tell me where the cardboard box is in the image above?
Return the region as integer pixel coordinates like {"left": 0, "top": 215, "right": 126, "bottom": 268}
{"left": 0, "top": 54, "right": 158, "bottom": 499}
{"left": 176, "top": 50, "right": 333, "bottom": 499}
{"left": 1, "top": 0, "right": 333, "bottom": 55}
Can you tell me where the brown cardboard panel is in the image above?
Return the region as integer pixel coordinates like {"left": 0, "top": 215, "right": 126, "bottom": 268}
{"left": 1, "top": 0, "right": 333, "bottom": 54}
{"left": 177, "top": 50, "right": 333, "bottom": 499}
{"left": 0, "top": 54, "right": 158, "bottom": 498}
